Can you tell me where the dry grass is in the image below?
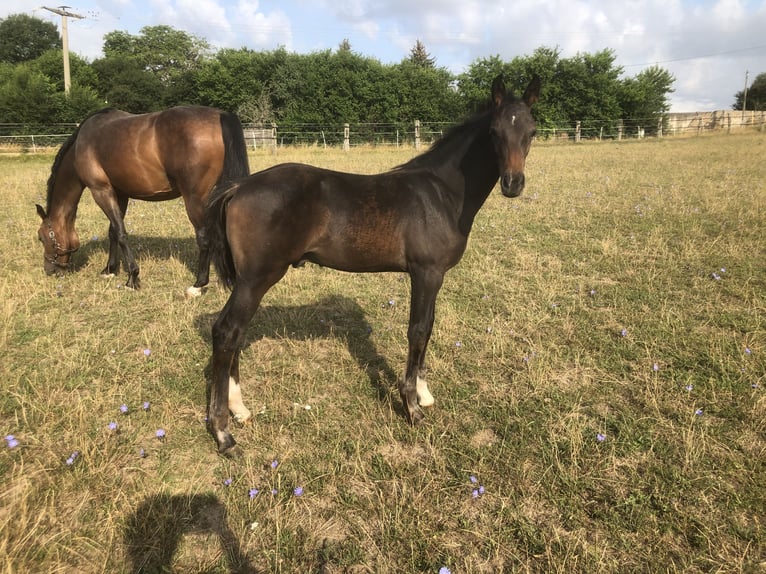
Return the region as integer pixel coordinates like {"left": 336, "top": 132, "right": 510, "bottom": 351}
{"left": 1, "top": 134, "right": 764, "bottom": 573}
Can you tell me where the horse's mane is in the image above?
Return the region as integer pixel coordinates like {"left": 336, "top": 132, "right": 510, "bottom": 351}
{"left": 393, "top": 105, "right": 494, "bottom": 172}
{"left": 45, "top": 108, "right": 115, "bottom": 211}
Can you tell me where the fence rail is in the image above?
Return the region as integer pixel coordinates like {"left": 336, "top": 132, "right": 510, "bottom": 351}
{"left": 1, "top": 111, "right": 764, "bottom": 152}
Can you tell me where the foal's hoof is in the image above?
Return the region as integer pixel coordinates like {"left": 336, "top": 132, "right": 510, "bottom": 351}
{"left": 407, "top": 406, "right": 426, "bottom": 426}
{"left": 220, "top": 444, "right": 244, "bottom": 459}
{"left": 185, "top": 285, "right": 204, "bottom": 299}
{"left": 233, "top": 412, "right": 253, "bottom": 425}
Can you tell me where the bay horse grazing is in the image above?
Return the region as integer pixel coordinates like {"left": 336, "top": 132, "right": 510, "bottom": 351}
{"left": 205, "top": 75, "right": 540, "bottom": 456}
{"left": 35, "top": 106, "right": 250, "bottom": 295}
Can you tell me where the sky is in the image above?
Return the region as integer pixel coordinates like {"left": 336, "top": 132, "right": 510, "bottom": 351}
{"left": 3, "top": 0, "right": 766, "bottom": 112}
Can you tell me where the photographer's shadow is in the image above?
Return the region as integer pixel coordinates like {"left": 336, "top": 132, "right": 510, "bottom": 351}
{"left": 124, "top": 493, "right": 257, "bottom": 573}
{"left": 197, "top": 294, "right": 399, "bottom": 406}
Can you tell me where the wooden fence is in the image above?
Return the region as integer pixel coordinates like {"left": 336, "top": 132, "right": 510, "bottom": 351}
{"left": 2, "top": 111, "right": 765, "bottom": 152}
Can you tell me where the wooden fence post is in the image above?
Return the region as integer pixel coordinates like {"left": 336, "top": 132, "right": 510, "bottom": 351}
{"left": 617, "top": 120, "right": 623, "bottom": 141}
{"left": 657, "top": 117, "right": 663, "bottom": 138}
{"left": 414, "top": 120, "right": 421, "bottom": 151}
{"left": 575, "top": 121, "right": 581, "bottom": 142}
{"left": 343, "top": 123, "right": 350, "bottom": 152}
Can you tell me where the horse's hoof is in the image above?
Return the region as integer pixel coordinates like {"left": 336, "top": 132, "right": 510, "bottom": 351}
{"left": 233, "top": 412, "right": 253, "bottom": 425}
{"left": 408, "top": 406, "right": 426, "bottom": 426}
{"left": 220, "top": 444, "right": 244, "bottom": 458}
{"left": 101, "top": 273, "right": 115, "bottom": 279}
{"left": 185, "top": 286, "right": 203, "bottom": 299}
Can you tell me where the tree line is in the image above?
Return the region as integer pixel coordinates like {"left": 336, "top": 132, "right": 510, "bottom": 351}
{"left": 2, "top": 12, "right": 759, "bottom": 139}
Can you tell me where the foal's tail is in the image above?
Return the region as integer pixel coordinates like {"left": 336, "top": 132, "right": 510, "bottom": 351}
{"left": 217, "top": 111, "right": 250, "bottom": 186}
{"left": 205, "top": 183, "right": 239, "bottom": 290}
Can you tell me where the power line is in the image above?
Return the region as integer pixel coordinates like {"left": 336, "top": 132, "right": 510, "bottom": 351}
{"left": 623, "top": 43, "right": 766, "bottom": 68}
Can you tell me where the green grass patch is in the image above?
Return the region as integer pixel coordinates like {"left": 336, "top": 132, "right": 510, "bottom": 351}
{"left": 1, "top": 136, "right": 764, "bottom": 572}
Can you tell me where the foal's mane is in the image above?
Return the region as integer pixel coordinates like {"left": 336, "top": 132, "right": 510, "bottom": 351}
{"left": 45, "top": 108, "right": 114, "bottom": 211}
{"left": 393, "top": 107, "right": 493, "bottom": 172}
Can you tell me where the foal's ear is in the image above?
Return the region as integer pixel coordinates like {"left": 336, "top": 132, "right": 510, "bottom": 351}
{"left": 36, "top": 204, "right": 47, "bottom": 220}
{"left": 523, "top": 75, "right": 541, "bottom": 107}
{"left": 491, "top": 75, "right": 507, "bottom": 107}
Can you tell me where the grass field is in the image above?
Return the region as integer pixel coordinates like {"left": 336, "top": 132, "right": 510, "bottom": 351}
{"left": 1, "top": 133, "right": 764, "bottom": 573}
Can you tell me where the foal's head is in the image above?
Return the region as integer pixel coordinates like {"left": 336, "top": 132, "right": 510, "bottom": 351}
{"left": 490, "top": 75, "right": 540, "bottom": 198}
{"left": 35, "top": 204, "right": 80, "bottom": 276}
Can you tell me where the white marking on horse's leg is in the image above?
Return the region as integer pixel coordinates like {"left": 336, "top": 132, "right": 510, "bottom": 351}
{"left": 185, "top": 285, "right": 203, "bottom": 298}
{"left": 101, "top": 273, "right": 115, "bottom": 279}
{"left": 416, "top": 376, "right": 434, "bottom": 407}
{"left": 228, "top": 377, "right": 252, "bottom": 423}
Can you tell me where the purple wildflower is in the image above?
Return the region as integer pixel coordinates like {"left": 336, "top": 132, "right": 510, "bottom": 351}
{"left": 439, "top": 568, "right": 452, "bottom": 574}
{"left": 143, "top": 401, "right": 151, "bottom": 411}
{"left": 652, "top": 363, "right": 660, "bottom": 372}
{"left": 271, "top": 489, "right": 278, "bottom": 495}
{"left": 270, "top": 459, "right": 279, "bottom": 469}
{"left": 108, "top": 421, "right": 118, "bottom": 431}
{"left": 155, "top": 428, "right": 166, "bottom": 439}
{"left": 469, "top": 475, "right": 478, "bottom": 484}
{"left": 65, "top": 451, "right": 79, "bottom": 466}
{"left": 745, "top": 347, "right": 752, "bottom": 355}
{"left": 695, "top": 408, "right": 703, "bottom": 416}
{"left": 455, "top": 341, "right": 462, "bottom": 348}
{"left": 293, "top": 486, "right": 304, "bottom": 497}
{"left": 472, "top": 489, "right": 479, "bottom": 499}
{"left": 5, "top": 435, "right": 19, "bottom": 449}
{"left": 224, "top": 478, "right": 232, "bottom": 486}
{"left": 685, "top": 384, "right": 693, "bottom": 392}
{"left": 120, "top": 404, "right": 129, "bottom": 414}
{"left": 249, "top": 488, "right": 259, "bottom": 498}
{"left": 143, "top": 348, "right": 151, "bottom": 357}
{"left": 596, "top": 433, "right": 606, "bottom": 442}
{"left": 620, "top": 329, "right": 628, "bottom": 337}
{"left": 139, "top": 448, "right": 146, "bottom": 458}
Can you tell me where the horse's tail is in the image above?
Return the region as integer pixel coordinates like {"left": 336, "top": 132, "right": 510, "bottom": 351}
{"left": 206, "top": 182, "right": 239, "bottom": 290}
{"left": 217, "top": 111, "right": 250, "bottom": 185}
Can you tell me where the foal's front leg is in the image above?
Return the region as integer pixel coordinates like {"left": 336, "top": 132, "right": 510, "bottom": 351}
{"left": 401, "top": 268, "right": 444, "bottom": 424}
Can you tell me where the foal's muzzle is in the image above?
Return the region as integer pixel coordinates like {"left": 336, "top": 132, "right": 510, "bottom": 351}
{"left": 501, "top": 172, "right": 525, "bottom": 198}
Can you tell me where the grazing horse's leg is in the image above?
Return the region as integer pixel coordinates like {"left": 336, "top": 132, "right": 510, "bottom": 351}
{"left": 94, "top": 191, "right": 141, "bottom": 289}
{"left": 182, "top": 197, "right": 212, "bottom": 298}
{"left": 102, "top": 195, "right": 129, "bottom": 278}
{"left": 401, "top": 266, "right": 444, "bottom": 425}
{"left": 209, "top": 268, "right": 287, "bottom": 456}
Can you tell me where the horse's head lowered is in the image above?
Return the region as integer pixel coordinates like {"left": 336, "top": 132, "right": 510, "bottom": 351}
{"left": 490, "top": 75, "right": 540, "bottom": 198}
{"left": 36, "top": 204, "right": 80, "bottom": 276}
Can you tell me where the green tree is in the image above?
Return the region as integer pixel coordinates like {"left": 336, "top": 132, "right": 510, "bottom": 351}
{"left": 29, "top": 50, "right": 99, "bottom": 93}
{"left": 393, "top": 60, "right": 461, "bottom": 123}
{"left": 618, "top": 65, "right": 675, "bottom": 133}
{"left": 734, "top": 72, "right": 766, "bottom": 110}
{"left": 101, "top": 25, "right": 209, "bottom": 107}
{"left": 409, "top": 40, "right": 435, "bottom": 68}
{"left": 0, "top": 63, "right": 61, "bottom": 127}
{"left": 90, "top": 56, "right": 164, "bottom": 112}
{"left": 0, "top": 14, "right": 60, "bottom": 64}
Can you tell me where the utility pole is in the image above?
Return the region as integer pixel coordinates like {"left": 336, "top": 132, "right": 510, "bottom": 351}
{"left": 42, "top": 6, "right": 84, "bottom": 95}
{"left": 742, "top": 70, "right": 749, "bottom": 120}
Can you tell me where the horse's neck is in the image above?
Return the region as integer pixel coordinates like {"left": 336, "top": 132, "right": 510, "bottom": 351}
{"left": 453, "top": 134, "right": 499, "bottom": 235}
{"left": 47, "top": 151, "right": 84, "bottom": 228}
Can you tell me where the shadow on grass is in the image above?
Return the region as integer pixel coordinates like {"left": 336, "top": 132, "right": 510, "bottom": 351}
{"left": 196, "top": 294, "right": 400, "bottom": 410}
{"left": 62, "top": 234, "right": 199, "bottom": 277}
{"left": 124, "top": 493, "right": 257, "bottom": 573}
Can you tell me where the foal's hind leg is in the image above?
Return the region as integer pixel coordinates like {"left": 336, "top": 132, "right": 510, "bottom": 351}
{"left": 401, "top": 267, "right": 444, "bottom": 425}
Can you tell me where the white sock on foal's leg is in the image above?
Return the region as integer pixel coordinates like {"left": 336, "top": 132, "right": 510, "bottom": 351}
{"left": 228, "top": 377, "right": 252, "bottom": 423}
{"left": 416, "top": 376, "right": 434, "bottom": 407}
